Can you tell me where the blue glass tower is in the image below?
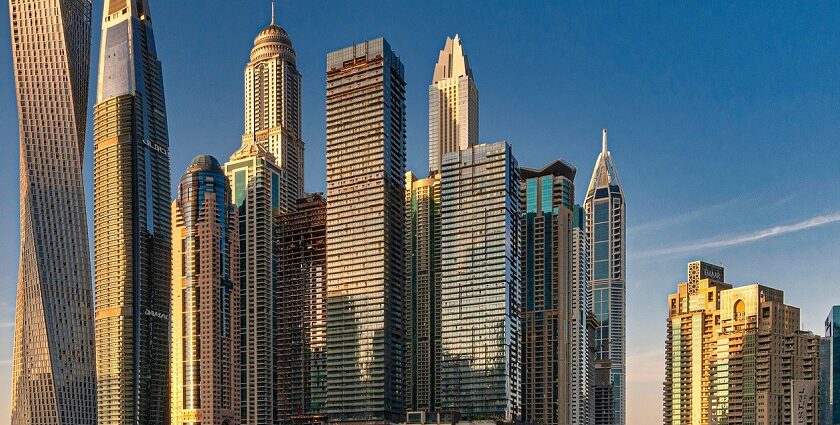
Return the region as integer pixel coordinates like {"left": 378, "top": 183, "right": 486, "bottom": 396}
{"left": 824, "top": 306, "right": 840, "bottom": 425}
{"left": 585, "top": 129, "right": 626, "bottom": 425}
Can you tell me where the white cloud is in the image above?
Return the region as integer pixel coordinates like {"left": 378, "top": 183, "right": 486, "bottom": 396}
{"left": 634, "top": 211, "right": 840, "bottom": 259}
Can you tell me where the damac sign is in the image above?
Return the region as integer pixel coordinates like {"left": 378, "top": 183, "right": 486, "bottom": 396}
{"left": 145, "top": 309, "right": 169, "bottom": 320}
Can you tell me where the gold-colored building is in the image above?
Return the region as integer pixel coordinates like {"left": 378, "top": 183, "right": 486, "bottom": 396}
{"left": 663, "top": 261, "right": 822, "bottom": 425}
{"left": 93, "top": 1, "right": 172, "bottom": 423}
{"left": 171, "top": 156, "right": 240, "bottom": 425}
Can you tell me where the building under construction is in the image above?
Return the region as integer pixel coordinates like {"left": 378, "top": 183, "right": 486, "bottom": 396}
{"left": 275, "top": 194, "right": 328, "bottom": 423}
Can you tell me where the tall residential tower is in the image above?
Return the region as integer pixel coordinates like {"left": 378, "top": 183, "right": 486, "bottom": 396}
{"left": 428, "top": 35, "right": 478, "bottom": 175}
{"left": 663, "top": 262, "right": 822, "bottom": 425}
{"left": 224, "top": 141, "right": 282, "bottom": 425}
{"left": 325, "top": 38, "right": 407, "bottom": 422}
{"left": 405, "top": 172, "right": 442, "bottom": 413}
{"left": 243, "top": 6, "right": 303, "bottom": 213}
{"left": 439, "top": 142, "right": 522, "bottom": 421}
{"left": 585, "top": 128, "right": 626, "bottom": 425}
{"left": 93, "top": 0, "right": 172, "bottom": 423}
{"left": 275, "top": 194, "right": 328, "bottom": 421}
{"left": 519, "top": 160, "right": 576, "bottom": 425}
{"left": 824, "top": 306, "right": 840, "bottom": 425}
{"left": 9, "top": 0, "right": 97, "bottom": 423}
{"left": 170, "top": 156, "right": 240, "bottom": 424}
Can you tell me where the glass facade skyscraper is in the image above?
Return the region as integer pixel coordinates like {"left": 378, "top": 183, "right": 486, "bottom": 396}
{"left": 520, "top": 160, "right": 576, "bottom": 425}
{"left": 439, "top": 141, "right": 522, "bottom": 421}
{"left": 93, "top": 1, "right": 172, "bottom": 423}
{"left": 224, "top": 141, "right": 282, "bottom": 425}
{"left": 9, "top": 1, "right": 97, "bottom": 423}
{"left": 170, "top": 156, "right": 240, "bottom": 424}
{"left": 585, "top": 129, "right": 626, "bottom": 425}
{"left": 325, "top": 38, "right": 407, "bottom": 423}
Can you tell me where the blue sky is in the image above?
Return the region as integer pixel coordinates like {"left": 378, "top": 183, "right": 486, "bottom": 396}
{"left": 1, "top": 1, "right": 839, "bottom": 423}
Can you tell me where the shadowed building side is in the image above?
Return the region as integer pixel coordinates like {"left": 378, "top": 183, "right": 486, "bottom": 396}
{"left": 9, "top": 0, "right": 97, "bottom": 423}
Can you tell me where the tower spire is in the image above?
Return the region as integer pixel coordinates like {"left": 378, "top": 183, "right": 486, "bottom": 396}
{"left": 602, "top": 128, "right": 608, "bottom": 153}
{"left": 271, "top": 1, "right": 275, "bottom": 25}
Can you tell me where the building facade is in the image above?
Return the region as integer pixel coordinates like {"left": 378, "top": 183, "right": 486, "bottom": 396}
{"left": 325, "top": 38, "right": 407, "bottom": 423}
{"left": 171, "top": 156, "right": 240, "bottom": 425}
{"left": 823, "top": 306, "right": 840, "bottom": 425}
{"left": 9, "top": 0, "right": 97, "bottom": 423}
{"left": 428, "top": 35, "right": 478, "bottom": 175}
{"left": 571, "top": 204, "right": 592, "bottom": 425}
{"left": 224, "top": 141, "right": 282, "bottom": 425}
{"left": 405, "top": 172, "right": 442, "bottom": 413}
{"left": 519, "top": 160, "right": 576, "bottom": 425}
{"left": 243, "top": 8, "right": 303, "bottom": 213}
{"left": 439, "top": 142, "right": 522, "bottom": 421}
{"left": 275, "top": 194, "right": 328, "bottom": 422}
{"left": 584, "top": 129, "right": 626, "bottom": 425}
{"left": 663, "top": 262, "right": 822, "bottom": 425}
{"left": 93, "top": 1, "right": 172, "bottom": 423}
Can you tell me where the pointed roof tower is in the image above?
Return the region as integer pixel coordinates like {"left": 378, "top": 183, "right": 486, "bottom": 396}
{"left": 433, "top": 34, "right": 473, "bottom": 83}
{"left": 586, "top": 128, "right": 624, "bottom": 198}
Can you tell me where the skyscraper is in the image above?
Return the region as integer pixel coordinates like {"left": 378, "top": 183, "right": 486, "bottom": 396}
{"left": 93, "top": 1, "right": 172, "bottom": 423}
{"left": 325, "top": 37, "right": 407, "bottom": 423}
{"left": 275, "top": 194, "right": 328, "bottom": 421}
{"left": 584, "top": 128, "right": 626, "bottom": 425}
{"left": 823, "top": 306, "right": 840, "bottom": 425}
{"left": 571, "top": 204, "right": 593, "bottom": 425}
{"left": 9, "top": 1, "right": 97, "bottom": 423}
{"left": 171, "top": 156, "right": 240, "bottom": 424}
{"left": 224, "top": 141, "right": 282, "bottom": 425}
{"left": 405, "top": 172, "right": 442, "bottom": 413}
{"left": 663, "top": 262, "right": 822, "bottom": 425}
{"left": 243, "top": 5, "right": 303, "bottom": 213}
{"left": 428, "top": 35, "right": 478, "bottom": 175}
{"left": 439, "top": 141, "right": 522, "bottom": 421}
{"left": 519, "top": 160, "right": 576, "bottom": 425}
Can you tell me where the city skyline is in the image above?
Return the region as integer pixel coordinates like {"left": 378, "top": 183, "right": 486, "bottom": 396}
{"left": 1, "top": 2, "right": 839, "bottom": 425}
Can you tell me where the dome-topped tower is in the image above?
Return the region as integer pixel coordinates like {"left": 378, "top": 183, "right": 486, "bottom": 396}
{"left": 242, "top": 2, "right": 303, "bottom": 216}
{"left": 250, "top": 4, "right": 296, "bottom": 62}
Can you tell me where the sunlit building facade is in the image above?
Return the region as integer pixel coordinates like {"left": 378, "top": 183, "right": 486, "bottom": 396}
{"left": 439, "top": 141, "right": 522, "bottom": 421}
{"left": 275, "top": 194, "right": 328, "bottom": 422}
{"left": 243, "top": 7, "right": 303, "bottom": 213}
{"left": 520, "top": 160, "right": 576, "bottom": 425}
{"left": 225, "top": 141, "right": 282, "bottom": 425}
{"left": 405, "top": 172, "right": 442, "bottom": 413}
{"left": 9, "top": 0, "right": 97, "bottom": 423}
{"left": 325, "top": 38, "right": 407, "bottom": 422}
{"left": 428, "top": 35, "right": 478, "bottom": 175}
{"left": 663, "top": 262, "right": 822, "bottom": 425}
{"left": 93, "top": 1, "right": 172, "bottom": 423}
{"left": 585, "top": 128, "right": 626, "bottom": 425}
{"left": 171, "top": 156, "right": 240, "bottom": 425}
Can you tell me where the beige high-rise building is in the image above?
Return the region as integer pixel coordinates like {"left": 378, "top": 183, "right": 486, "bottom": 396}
{"left": 428, "top": 35, "right": 478, "bottom": 175}
{"left": 9, "top": 0, "right": 97, "bottom": 423}
{"left": 224, "top": 141, "right": 282, "bottom": 425}
{"left": 93, "top": 1, "right": 172, "bottom": 423}
{"left": 242, "top": 6, "right": 303, "bottom": 213}
{"left": 663, "top": 261, "right": 822, "bottom": 425}
{"left": 171, "top": 156, "right": 240, "bottom": 425}
{"left": 325, "top": 37, "right": 406, "bottom": 422}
